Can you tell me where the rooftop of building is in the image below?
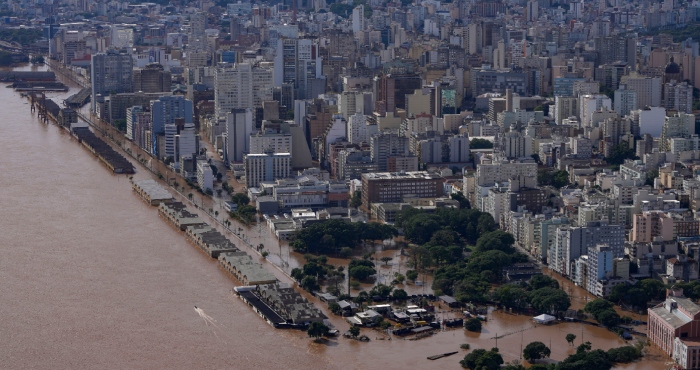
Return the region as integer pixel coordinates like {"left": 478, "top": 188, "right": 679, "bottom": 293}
{"left": 362, "top": 171, "right": 443, "bottom": 180}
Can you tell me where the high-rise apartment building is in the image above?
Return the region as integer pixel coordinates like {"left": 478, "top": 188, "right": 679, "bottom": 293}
{"left": 631, "top": 211, "right": 674, "bottom": 243}
{"left": 226, "top": 108, "right": 254, "bottom": 164}
{"left": 624, "top": 76, "right": 662, "bottom": 108}
{"left": 133, "top": 63, "right": 172, "bottom": 93}
{"left": 370, "top": 131, "right": 410, "bottom": 171}
{"left": 175, "top": 123, "right": 199, "bottom": 163}
{"left": 273, "top": 38, "right": 323, "bottom": 100}
{"left": 614, "top": 85, "right": 637, "bottom": 117}
{"left": 91, "top": 50, "right": 134, "bottom": 111}
{"left": 244, "top": 152, "right": 292, "bottom": 188}
{"left": 664, "top": 81, "right": 693, "bottom": 114}
{"left": 150, "top": 96, "right": 194, "bottom": 157}
{"left": 352, "top": 5, "right": 365, "bottom": 33}
{"left": 215, "top": 62, "right": 273, "bottom": 120}
{"left": 551, "top": 221, "right": 625, "bottom": 276}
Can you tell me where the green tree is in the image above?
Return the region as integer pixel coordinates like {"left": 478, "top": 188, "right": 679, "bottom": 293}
{"left": 466, "top": 250, "right": 512, "bottom": 281}
{"left": 475, "top": 350, "right": 504, "bottom": 370}
{"left": 451, "top": 191, "right": 471, "bottom": 209}
{"left": 392, "top": 288, "right": 408, "bottom": 300}
{"left": 552, "top": 170, "right": 570, "bottom": 189}
{"left": 461, "top": 349, "right": 487, "bottom": 369}
{"left": 495, "top": 284, "right": 529, "bottom": 310}
{"left": 606, "top": 346, "right": 642, "bottom": 363}
{"left": 470, "top": 138, "right": 494, "bottom": 149}
{"left": 301, "top": 276, "right": 319, "bottom": 292}
{"left": 528, "top": 275, "right": 560, "bottom": 291}
{"left": 350, "top": 190, "right": 362, "bottom": 208}
{"left": 349, "top": 265, "right": 376, "bottom": 281}
{"left": 329, "top": 3, "right": 353, "bottom": 17}
{"left": 349, "top": 325, "right": 361, "bottom": 337}
{"left": 606, "top": 141, "right": 637, "bottom": 166}
{"left": 402, "top": 213, "right": 441, "bottom": 244}
{"left": 584, "top": 299, "right": 620, "bottom": 327}
{"left": 584, "top": 299, "right": 614, "bottom": 317}
{"left": 528, "top": 287, "right": 571, "bottom": 314}
{"left": 557, "top": 348, "right": 611, "bottom": 370}
{"left": 523, "top": 341, "right": 551, "bottom": 361}
{"left": 393, "top": 273, "right": 405, "bottom": 285}
{"left": 380, "top": 256, "right": 393, "bottom": 265}
{"left": 369, "top": 283, "right": 393, "bottom": 299}
{"left": 231, "top": 192, "right": 250, "bottom": 206}
{"left": 475, "top": 230, "right": 515, "bottom": 253}
{"left": 339, "top": 247, "right": 353, "bottom": 258}
{"left": 566, "top": 333, "right": 576, "bottom": 346}
{"left": 465, "top": 318, "right": 482, "bottom": 332}
{"left": 597, "top": 309, "right": 621, "bottom": 328}
{"left": 291, "top": 268, "right": 304, "bottom": 281}
{"left": 576, "top": 341, "right": 592, "bottom": 354}
{"left": 307, "top": 322, "right": 329, "bottom": 339}
{"left": 645, "top": 169, "right": 659, "bottom": 187}
{"left": 406, "top": 270, "right": 419, "bottom": 282}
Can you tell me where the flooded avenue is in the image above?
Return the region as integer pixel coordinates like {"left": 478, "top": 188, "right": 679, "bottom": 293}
{"left": 0, "top": 65, "right": 668, "bottom": 369}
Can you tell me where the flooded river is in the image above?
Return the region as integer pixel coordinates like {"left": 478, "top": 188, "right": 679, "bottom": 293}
{"left": 0, "top": 65, "right": 669, "bottom": 369}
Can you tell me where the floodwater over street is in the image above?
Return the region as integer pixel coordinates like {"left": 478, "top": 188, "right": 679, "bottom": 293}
{"left": 0, "top": 65, "right": 668, "bottom": 369}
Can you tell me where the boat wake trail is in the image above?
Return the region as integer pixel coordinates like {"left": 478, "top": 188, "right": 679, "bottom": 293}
{"left": 194, "top": 306, "right": 225, "bottom": 343}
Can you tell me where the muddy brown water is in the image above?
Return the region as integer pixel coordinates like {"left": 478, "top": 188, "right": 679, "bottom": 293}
{"left": 0, "top": 65, "right": 668, "bottom": 369}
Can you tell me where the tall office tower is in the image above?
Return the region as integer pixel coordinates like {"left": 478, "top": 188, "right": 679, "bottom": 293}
{"left": 373, "top": 72, "right": 422, "bottom": 115}
{"left": 526, "top": 0, "right": 539, "bottom": 21}
{"left": 91, "top": 50, "right": 133, "bottom": 111}
{"left": 230, "top": 17, "right": 241, "bottom": 43}
{"left": 215, "top": 62, "right": 273, "bottom": 121}
{"left": 150, "top": 96, "right": 194, "bottom": 156}
{"left": 352, "top": 5, "right": 365, "bottom": 33}
{"left": 189, "top": 12, "right": 207, "bottom": 52}
{"left": 273, "top": 38, "right": 323, "bottom": 100}
{"left": 132, "top": 63, "right": 171, "bottom": 93}
{"left": 226, "top": 108, "right": 254, "bottom": 164}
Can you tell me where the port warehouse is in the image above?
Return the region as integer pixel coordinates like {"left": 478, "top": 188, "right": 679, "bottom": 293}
{"left": 28, "top": 94, "right": 134, "bottom": 174}
{"left": 0, "top": 71, "right": 56, "bottom": 82}
{"left": 141, "top": 190, "right": 324, "bottom": 327}
{"left": 73, "top": 128, "right": 134, "bottom": 174}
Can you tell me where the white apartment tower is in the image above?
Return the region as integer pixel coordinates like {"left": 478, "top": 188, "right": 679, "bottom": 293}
{"left": 175, "top": 123, "right": 199, "bottom": 162}
{"left": 244, "top": 152, "right": 292, "bottom": 188}
{"left": 352, "top": 5, "right": 365, "bottom": 33}
{"left": 91, "top": 50, "right": 133, "bottom": 111}
{"left": 348, "top": 112, "right": 369, "bottom": 144}
{"left": 215, "top": 62, "right": 273, "bottom": 120}
{"left": 624, "top": 76, "right": 662, "bottom": 108}
{"left": 614, "top": 85, "right": 638, "bottom": 117}
{"left": 664, "top": 82, "right": 693, "bottom": 114}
